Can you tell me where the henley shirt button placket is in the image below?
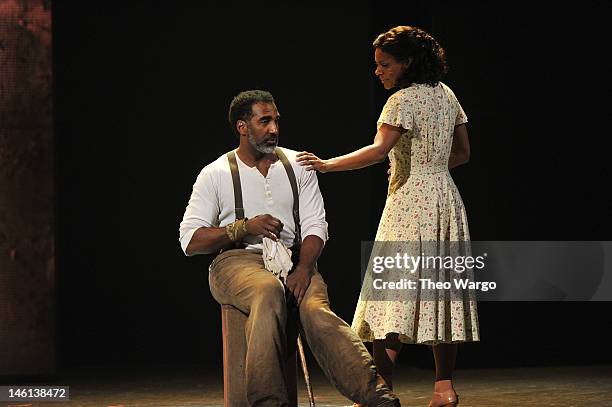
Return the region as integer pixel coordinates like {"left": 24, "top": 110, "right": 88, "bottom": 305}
{"left": 264, "top": 179, "right": 274, "bottom": 205}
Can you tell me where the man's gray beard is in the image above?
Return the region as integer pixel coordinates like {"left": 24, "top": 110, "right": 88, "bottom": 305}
{"left": 248, "top": 131, "right": 277, "bottom": 154}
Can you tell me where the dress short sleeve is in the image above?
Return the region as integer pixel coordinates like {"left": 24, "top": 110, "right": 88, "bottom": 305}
{"left": 441, "top": 82, "right": 468, "bottom": 126}
{"left": 377, "top": 90, "right": 414, "bottom": 131}
{"left": 455, "top": 100, "right": 468, "bottom": 126}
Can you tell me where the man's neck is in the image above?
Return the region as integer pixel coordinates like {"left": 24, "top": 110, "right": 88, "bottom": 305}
{"left": 236, "top": 144, "right": 277, "bottom": 168}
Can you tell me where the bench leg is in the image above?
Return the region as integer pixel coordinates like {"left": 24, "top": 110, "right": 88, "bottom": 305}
{"left": 221, "top": 304, "right": 298, "bottom": 407}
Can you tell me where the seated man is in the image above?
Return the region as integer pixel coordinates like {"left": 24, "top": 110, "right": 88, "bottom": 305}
{"left": 179, "top": 90, "right": 400, "bottom": 407}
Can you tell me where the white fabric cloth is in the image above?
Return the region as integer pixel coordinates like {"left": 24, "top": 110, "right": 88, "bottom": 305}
{"left": 179, "top": 147, "right": 328, "bottom": 255}
{"left": 262, "top": 237, "right": 293, "bottom": 282}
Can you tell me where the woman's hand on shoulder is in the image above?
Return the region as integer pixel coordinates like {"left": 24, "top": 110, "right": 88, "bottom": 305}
{"left": 296, "top": 151, "right": 330, "bottom": 173}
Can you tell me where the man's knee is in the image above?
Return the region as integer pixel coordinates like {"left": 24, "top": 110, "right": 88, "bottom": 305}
{"left": 252, "top": 277, "right": 287, "bottom": 313}
{"left": 299, "top": 294, "right": 331, "bottom": 330}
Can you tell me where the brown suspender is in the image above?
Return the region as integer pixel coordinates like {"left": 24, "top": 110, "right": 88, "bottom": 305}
{"left": 275, "top": 148, "right": 301, "bottom": 248}
{"left": 226, "top": 151, "right": 245, "bottom": 220}
{"left": 226, "top": 148, "right": 301, "bottom": 248}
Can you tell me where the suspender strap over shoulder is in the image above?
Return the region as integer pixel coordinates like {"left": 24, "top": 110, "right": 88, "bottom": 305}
{"left": 275, "top": 148, "right": 301, "bottom": 247}
{"left": 226, "top": 151, "right": 245, "bottom": 220}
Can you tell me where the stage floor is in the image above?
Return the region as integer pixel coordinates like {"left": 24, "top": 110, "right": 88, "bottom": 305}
{"left": 3, "top": 364, "right": 611, "bottom": 406}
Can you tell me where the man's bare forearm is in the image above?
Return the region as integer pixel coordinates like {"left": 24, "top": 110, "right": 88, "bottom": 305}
{"left": 287, "top": 235, "right": 324, "bottom": 305}
{"left": 186, "top": 214, "right": 286, "bottom": 255}
{"left": 185, "top": 227, "right": 234, "bottom": 255}
{"left": 296, "top": 235, "right": 324, "bottom": 271}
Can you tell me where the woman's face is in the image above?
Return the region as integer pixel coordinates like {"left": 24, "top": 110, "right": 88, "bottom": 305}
{"left": 374, "top": 48, "right": 409, "bottom": 89}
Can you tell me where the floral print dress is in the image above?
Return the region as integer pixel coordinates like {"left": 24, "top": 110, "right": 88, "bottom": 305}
{"left": 351, "top": 82, "right": 480, "bottom": 344}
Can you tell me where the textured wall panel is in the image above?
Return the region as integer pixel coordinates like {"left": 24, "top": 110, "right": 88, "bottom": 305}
{"left": 0, "top": 0, "right": 54, "bottom": 376}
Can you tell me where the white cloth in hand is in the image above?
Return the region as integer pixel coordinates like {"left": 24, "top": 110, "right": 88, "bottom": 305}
{"left": 262, "top": 237, "right": 293, "bottom": 283}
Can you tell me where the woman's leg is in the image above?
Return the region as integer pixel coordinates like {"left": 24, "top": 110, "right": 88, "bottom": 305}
{"left": 429, "top": 343, "right": 460, "bottom": 406}
{"left": 373, "top": 333, "right": 403, "bottom": 390}
{"left": 431, "top": 343, "right": 457, "bottom": 392}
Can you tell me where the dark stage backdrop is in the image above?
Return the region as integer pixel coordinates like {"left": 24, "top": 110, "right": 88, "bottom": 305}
{"left": 54, "top": 1, "right": 612, "bottom": 370}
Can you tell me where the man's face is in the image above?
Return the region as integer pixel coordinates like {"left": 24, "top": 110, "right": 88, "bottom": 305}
{"left": 243, "top": 102, "right": 280, "bottom": 154}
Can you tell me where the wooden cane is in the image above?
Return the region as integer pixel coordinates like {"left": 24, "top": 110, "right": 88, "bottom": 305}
{"left": 297, "top": 329, "right": 315, "bottom": 407}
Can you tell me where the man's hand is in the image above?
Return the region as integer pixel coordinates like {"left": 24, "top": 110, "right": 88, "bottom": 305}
{"left": 286, "top": 264, "right": 313, "bottom": 306}
{"left": 246, "top": 214, "right": 283, "bottom": 241}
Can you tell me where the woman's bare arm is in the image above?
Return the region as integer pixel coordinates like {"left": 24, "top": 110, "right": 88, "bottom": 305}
{"left": 296, "top": 123, "right": 403, "bottom": 172}
{"left": 448, "top": 124, "right": 470, "bottom": 169}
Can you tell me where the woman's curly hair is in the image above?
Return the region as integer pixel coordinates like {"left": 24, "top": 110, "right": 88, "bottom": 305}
{"left": 373, "top": 26, "right": 448, "bottom": 87}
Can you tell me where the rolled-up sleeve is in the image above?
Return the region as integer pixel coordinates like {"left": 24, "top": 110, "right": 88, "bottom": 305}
{"left": 298, "top": 168, "right": 329, "bottom": 244}
{"left": 179, "top": 167, "right": 220, "bottom": 255}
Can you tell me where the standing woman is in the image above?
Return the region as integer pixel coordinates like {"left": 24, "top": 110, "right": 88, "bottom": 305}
{"left": 297, "top": 26, "right": 479, "bottom": 407}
